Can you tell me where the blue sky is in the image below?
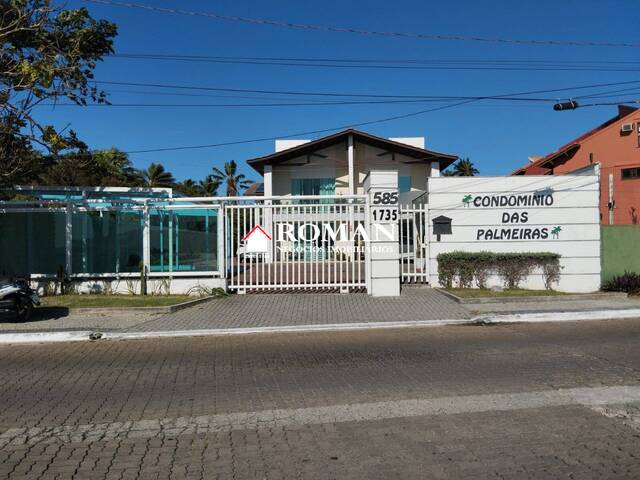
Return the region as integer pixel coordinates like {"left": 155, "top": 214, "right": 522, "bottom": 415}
{"left": 38, "top": 0, "right": 640, "bottom": 183}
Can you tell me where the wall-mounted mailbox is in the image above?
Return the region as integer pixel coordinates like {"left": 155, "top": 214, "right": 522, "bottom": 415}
{"left": 432, "top": 215, "right": 452, "bottom": 235}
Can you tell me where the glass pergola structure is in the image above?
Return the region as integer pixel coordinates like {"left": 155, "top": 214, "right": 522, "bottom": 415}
{"left": 0, "top": 188, "right": 222, "bottom": 278}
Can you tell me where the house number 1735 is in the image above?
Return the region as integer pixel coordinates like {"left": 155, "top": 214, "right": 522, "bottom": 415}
{"left": 372, "top": 208, "right": 398, "bottom": 221}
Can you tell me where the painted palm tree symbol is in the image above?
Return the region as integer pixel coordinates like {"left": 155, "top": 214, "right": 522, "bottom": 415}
{"left": 462, "top": 194, "right": 472, "bottom": 207}
{"left": 551, "top": 226, "right": 562, "bottom": 238}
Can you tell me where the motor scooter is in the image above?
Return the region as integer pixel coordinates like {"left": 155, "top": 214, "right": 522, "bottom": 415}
{"left": 0, "top": 278, "right": 40, "bottom": 322}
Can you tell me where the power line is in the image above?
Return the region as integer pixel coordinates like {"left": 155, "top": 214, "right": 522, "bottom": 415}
{"left": 81, "top": 0, "right": 640, "bottom": 49}
{"left": 100, "top": 85, "right": 640, "bottom": 103}
{"left": 38, "top": 97, "right": 640, "bottom": 108}
{"left": 120, "top": 81, "right": 640, "bottom": 154}
{"left": 92, "top": 79, "right": 640, "bottom": 101}
{"left": 124, "top": 99, "right": 476, "bottom": 154}
{"left": 109, "top": 53, "right": 640, "bottom": 73}
{"left": 111, "top": 54, "right": 640, "bottom": 66}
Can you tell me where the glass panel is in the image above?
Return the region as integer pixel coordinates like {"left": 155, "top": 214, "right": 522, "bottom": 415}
{"left": 175, "top": 212, "right": 218, "bottom": 271}
{"left": 399, "top": 176, "right": 411, "bottom": 193}
{"left": 292, "top": 178, "right": 335, "bottom": 204}
{"left": 150, "top": 209, "right": 218, "bottom": 272}
{"left": 0, "top": 211, "right": 66, "bottom": 276}
{"left": 71, "top": 210, "right": 143, "bottom": 274}
{"left": 150, "top": 209, "right": 171, "bottom": 272}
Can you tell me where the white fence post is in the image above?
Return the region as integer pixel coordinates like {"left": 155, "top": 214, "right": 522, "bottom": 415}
{"left": 142, "top": 203, "right": 151, "bottom": 275}
{"left": 65, "top": 202, "right": 73, "bottom": 275}
{"left": 217, "top": 204, "right": 226, "bottom": 284}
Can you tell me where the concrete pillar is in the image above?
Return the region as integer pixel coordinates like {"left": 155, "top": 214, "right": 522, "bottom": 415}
{"left": 263, "top": 165, "right": 273, "bottom": 197}
{"left": 364, "top": 170, "right": 400, "bottom": 297}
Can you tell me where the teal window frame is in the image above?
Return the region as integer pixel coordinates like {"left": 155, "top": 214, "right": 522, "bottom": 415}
{"left": 291, "top": 178, "right": 335, "bottom": 203}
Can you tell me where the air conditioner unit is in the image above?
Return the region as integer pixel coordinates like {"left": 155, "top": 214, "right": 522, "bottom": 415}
{"left": 621, "top": 123, "right": 634, "bottom": 133}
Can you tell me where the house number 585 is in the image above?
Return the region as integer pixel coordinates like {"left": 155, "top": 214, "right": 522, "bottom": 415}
{"left": 372, "top": 191, "right": 399, "bottom": 205}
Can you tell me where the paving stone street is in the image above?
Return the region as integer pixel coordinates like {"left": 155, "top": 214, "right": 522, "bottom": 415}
{"left": 1, "top": 318, "right": 640, "bottom": 478}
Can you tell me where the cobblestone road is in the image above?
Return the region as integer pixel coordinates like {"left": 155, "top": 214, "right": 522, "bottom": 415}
{"left": 1, "top": 319, "right": 640, "bottom": 479}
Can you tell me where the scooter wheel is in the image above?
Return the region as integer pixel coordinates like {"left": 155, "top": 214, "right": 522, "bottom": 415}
{"left": 15, "top": 299, "right": 33, "bottom": 323}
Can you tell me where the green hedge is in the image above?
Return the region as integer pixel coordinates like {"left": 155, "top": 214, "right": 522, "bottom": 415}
{"left": 437, "top": 251, "right": 562, "bottom": 290}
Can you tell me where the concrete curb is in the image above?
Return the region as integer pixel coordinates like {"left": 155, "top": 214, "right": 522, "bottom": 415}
{"left": 36, "top": 295, "right": 216, "bottom": 316}
{"left": 0, "top": 331, "right": 93, "bottom": 344}
{"left": 101, "top": 319, "right": 473, "bottom": 340}
{"left": 1, "top": 309, "right": 639, "bottom": 344}
{"left": 475, "top": 309, "right": 640, "bottom": 324}
{"left": 436, "top": 288, "right": 627, "bottom": 305}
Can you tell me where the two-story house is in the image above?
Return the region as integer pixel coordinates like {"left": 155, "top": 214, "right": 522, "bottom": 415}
{"left": 512, "top": 105, "right": 640, "bottom": 225}
{"left": 245, "top": 128, "right": 457, "bottom": 205}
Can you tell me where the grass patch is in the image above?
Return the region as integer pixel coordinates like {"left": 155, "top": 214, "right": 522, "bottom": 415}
{"left": 445, "top": 288, "right": 568, "bottom": 299}
{"left": 39, "top": 294, "right": 194, "bottom": 309}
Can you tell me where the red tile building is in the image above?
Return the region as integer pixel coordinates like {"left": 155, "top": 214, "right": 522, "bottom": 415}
{"left": 512, "top": 105, "right": 640, "bottom": 224}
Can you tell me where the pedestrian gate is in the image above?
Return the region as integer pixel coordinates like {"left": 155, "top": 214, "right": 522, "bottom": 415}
{"left": 399, "top": 204, "right": 429, "bottom": 284}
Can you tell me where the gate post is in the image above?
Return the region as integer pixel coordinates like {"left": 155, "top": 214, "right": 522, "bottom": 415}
{"left": 364, "top": 171, "right": 401, "bottom": 297}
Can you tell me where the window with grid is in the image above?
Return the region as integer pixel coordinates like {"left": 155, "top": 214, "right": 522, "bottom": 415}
{"left": 621, "top": 167, "right": 640, "bottom": 180}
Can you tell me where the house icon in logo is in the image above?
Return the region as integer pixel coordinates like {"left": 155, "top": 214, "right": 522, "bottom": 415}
{"left": 242, "top": 225, "right": 272, "bottom": 253}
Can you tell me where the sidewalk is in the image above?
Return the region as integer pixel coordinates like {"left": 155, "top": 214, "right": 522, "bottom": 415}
{"left": 0, "top": 288, "right": 639, "bottom": 341}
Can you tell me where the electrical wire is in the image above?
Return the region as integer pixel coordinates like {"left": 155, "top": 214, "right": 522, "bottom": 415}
{"left": 90, "top": 79, "right": 640, "bottom": 101}
{"left": 119, "top": 81, "right": 640, "bottom": 154}
{"left": 108, "top": 54, "right": 640, "bottom": 73}
{"left": 80, "top": 0, "right": 640, "bottom": 49}
{"left": 111, "top": 54, "right": 640, "bottom": 66}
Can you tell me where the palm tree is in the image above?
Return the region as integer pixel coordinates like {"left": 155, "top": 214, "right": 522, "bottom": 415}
{"left": 176, "top": 178, "right": 201, "bottom": 197}
{"left": 441, "top": 170, "right": 455, "bottom": 177}
{"left": 210, "top": 160, "right": 252, "bottom": 196}
{"left": 142, "top": 163, "right": 175, "bottom": 187}
{"left": 199, "top": 176, "right": 221, "bottom": 197}
{"left": 453, "top": 158, "right": 479, "bottom": 177}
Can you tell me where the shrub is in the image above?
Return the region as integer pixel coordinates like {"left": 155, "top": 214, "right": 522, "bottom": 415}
{"left": 539, "top": 254, "right": 563, "bottom": 290}
{"left": 603, "top": 271, "right": 640, "bottom": 294}
{"left": 471, "top": 251, "right": 493, "bottom": 289}
{"left": 437, "top": 251, "right": 562, "bottom": 290}
{"left": 437, "top": 253, "right": 457, "bottom": 288}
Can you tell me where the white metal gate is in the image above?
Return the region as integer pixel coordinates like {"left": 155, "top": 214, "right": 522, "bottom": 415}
{"left": 398, "top": 203, "right": 429, "bottom": 283}
{"left": 226, "top": 196, "right": 368, "bottom": 292}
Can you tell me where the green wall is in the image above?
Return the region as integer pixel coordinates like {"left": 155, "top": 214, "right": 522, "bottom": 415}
{"left": 601, "top": 226, "right": 640, "bottom": 283}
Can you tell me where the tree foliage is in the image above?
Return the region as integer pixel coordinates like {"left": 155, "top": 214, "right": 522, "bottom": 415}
{"left": 38, "top": 148, "right": 139, "bottom": 186}
{"left": 142, "top": 163, "right": 175, "bottom": 188}
{"left": 452, "top": 158, "right": 479, "bottom": 176}
{"left": 210, "top": 160, "right": 251, "bottom": 196}
{"left": 1, "top": 0, "right": 117, "bottom": 186}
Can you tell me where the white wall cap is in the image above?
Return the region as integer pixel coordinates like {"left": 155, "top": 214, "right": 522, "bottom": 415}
{"left": 275, "top": 139, "right": 311, "bottom": 152}
{"left": 389, "top": 137, "right": 425, "bottom": 149}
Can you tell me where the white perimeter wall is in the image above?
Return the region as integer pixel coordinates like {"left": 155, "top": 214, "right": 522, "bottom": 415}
{"left": 428, "top": 175, "right": 601, "bottom": 293}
